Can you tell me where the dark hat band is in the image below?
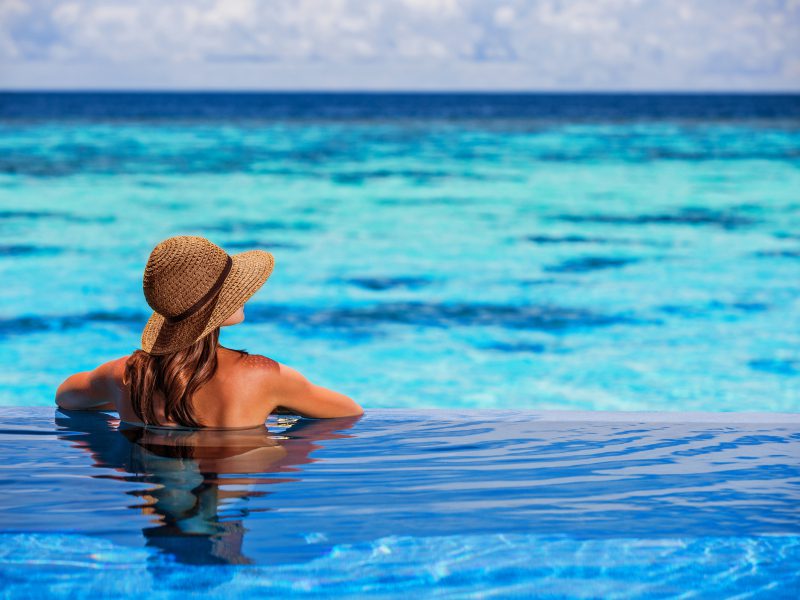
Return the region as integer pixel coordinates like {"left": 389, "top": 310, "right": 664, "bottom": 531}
{"left": 164, "top": 255, "right": 233, "bottom": 324}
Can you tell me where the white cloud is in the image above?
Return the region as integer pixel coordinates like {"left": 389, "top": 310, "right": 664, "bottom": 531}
{"left": 494, "top": 6, "right": 516, "bottom": 27}
{"left": 0, "top": 0, "right": 29, "bottom": 59}
{"left": 403, "top": 0, "right": 461, "bottom": 18}
{"left": 0, "top": 0, "right": 798, "bottom": 89}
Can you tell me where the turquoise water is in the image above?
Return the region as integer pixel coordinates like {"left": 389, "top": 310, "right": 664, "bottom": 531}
{"left": 0, "top": 407, "right": 798, "bottom": 597}
{"left": 1, "top": 94, "right": 800, "bottom": 411}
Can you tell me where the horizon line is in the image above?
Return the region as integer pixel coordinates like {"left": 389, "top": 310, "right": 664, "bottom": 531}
{"left": 2, "top": 89, "right": 800, "bottom": 95}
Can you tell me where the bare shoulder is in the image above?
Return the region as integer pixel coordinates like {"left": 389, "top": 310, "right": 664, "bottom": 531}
{"left": 233, "top": 353, "right": 287, "bottom": 393}
{"left": 229, "top": 352, "right": 305, "bottom": 384}
{"left": 55, "top": 354, "right": 131, "bottom": 410}
{"left": 236, "top": 352, "right": 281, "bottom": 374}
{"left": 223, "top": 351, "right": 362, "bottom": 418}
{"left": 257, "top": 360, "right": 364, "bottom": 418}
{"left": 104, "top": 355, "right": 131, "bottom": 380}
{"left": 85, "top": 354, "right": 130, "bottom": 391}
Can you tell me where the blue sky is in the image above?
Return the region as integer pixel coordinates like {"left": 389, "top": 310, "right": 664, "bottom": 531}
{"left": 1, "top": 0, "right": 798, "bottom": 90}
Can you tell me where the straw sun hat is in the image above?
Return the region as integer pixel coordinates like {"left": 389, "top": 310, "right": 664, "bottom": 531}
{"left": 141, "top": 236, "right": 275, "bottom": 355}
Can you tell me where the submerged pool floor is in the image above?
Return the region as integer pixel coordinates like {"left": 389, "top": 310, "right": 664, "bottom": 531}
{"left": 0, "top": 407, "right": 798, "bottom": 598}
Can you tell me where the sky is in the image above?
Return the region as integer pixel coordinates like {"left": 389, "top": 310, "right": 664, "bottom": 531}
{"left": 1, "top": 0, "right": 799, "bottom": 91}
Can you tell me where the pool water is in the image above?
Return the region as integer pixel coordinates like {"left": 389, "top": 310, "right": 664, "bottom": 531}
{"left": 0, "top": 407, "right": 798, "bottom": 598}
{"left": 1, "top": 93, "right": 800, "bottom": 412}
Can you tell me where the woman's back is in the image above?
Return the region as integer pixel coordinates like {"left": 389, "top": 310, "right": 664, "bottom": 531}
{"left": 114, "top": 348, "right": 281, "bottom": 428}
{"left": 60, "top": 346, "right": 362, "bottom": 428}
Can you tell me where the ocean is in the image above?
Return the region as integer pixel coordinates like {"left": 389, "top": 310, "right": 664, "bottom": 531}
{"left": 1, "top": 92, "right": 799, "bottom": 411}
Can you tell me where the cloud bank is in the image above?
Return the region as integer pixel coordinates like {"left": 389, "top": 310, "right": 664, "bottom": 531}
{"left": 1, "top": 0, "right": 798, "bottom": 90}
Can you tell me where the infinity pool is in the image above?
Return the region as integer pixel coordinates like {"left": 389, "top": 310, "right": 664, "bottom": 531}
{"left": 0, "top": 407, "right": 797, "bottom": 598}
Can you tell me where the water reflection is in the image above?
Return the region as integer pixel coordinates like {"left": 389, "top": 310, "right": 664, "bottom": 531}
{"left": 55, "top": 410, "right": 360, "bottom": 566}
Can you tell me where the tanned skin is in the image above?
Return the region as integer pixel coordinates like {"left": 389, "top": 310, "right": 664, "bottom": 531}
{"left": 55, "top": 305, "right": 364, "bottom": 427}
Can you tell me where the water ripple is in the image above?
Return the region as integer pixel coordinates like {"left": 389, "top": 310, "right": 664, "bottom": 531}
{"left": 0, "top": 407, "right": 796, "bottom": 585}
{"left": 553, "top": 207, "right": 758, "bottom": 229}
{"left": 545, "top": 256, "right": 640, "bottom": 273}
{"left": 0, "top": 301, "right": 641, "bottom": 340}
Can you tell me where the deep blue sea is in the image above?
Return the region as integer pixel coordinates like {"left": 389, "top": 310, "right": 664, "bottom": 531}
{"left": 0, "top": 92, "right": 799, "bottom": 411}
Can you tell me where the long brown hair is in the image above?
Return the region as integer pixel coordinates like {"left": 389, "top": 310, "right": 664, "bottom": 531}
{"left": 123, "top": 328, "right": 247, "bottom": 428}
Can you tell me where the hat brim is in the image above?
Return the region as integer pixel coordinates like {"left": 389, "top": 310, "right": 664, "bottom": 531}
{"left": 141, "top": 250, "right": 274, "bottom": 355}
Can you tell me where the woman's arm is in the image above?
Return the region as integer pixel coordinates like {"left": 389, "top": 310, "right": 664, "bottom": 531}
{"left": 266, "top": 363, "right": 364, "bottom": 419}
{"left": 55, "top": 356, "right": 129, "bottom": 411}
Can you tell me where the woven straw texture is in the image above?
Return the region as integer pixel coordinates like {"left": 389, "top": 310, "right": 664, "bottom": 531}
{"left": 140, "top": 236, "right": 274, "bottom": 355}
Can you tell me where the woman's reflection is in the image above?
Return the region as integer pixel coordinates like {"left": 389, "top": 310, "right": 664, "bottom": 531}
{"left": 55, "top": 409, "right": 360, "bottom": 566}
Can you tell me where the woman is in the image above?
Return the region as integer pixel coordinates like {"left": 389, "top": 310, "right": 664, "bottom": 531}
{"left": 55, "top": 235, "right": 364, "bottom": 427}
